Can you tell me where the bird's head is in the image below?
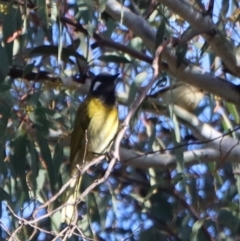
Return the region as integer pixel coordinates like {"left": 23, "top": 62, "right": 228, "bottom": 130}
{"left": 90, "top": 73, "right": 119, "bottom": 105}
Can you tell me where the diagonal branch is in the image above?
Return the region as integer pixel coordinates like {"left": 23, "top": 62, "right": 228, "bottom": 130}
{"left": 104, "top": 0, "right": 240, "bottom": 107}
{"left": 157, "top": 0, "right": 240, "bottom": 78}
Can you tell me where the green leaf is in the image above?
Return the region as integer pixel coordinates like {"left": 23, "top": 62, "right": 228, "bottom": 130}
{"left": 0, "top": 103, "right": 9, "bottom": 178}
{"left": 29, "top": 45, "right": 87, "bottom": 62}
{"left": 86, "top": 192, "right": 100, "bottom": 235}
{"left": 200, "top": 41, "right": 209, "bottom": 56}
{"left": 98, "top": 54, "right": 131, "bottom": 63}
{"left": 98, "top": 0, "right": 106, "bottom": 13}
{"left": 77, "top": 214, "right": 92, "bottom": 238}
{"left": 37, "top": 106, "right": 55, "bottom": 116}
{"left": 51, "top": 209, "right": 61, "bottom": 232}
{"left": 69, "top": 39, "right": 81, "bottom": 49}
{"left": 139, "top": 228, "right": 168, "bottom": 241}
{"left": 52, "top": 143, "right": 64, "bottom": 178}
{"left": 93, "top": 193, "right": 109, "bottom": 229}
{"left": 29, "top": 107, "right": 51, "bottom": 135}
{"left": 218, "top": 209, "right": 240, "bottom": 234}
{"left": 0, "top": 89, "right": 13, "bottom": 107}
{"left": 79, "top": 5, "right": 92, "bottom": 24}
{"left": 225, "top": 102, "right": 239, "bottom": 124}
{"left": 27, "top": 140, "right": 39, "bottom": 194}
{"left": 28, "top": 90, "right": 42, "bottom": 107}
{"left": 102, "top": 17, "right": 118, "bottom": 39}
{"left": 155, "top": 19, "right": 166, "bottom": 50}
{"left": 171, "top": 110, "right": 181, "bottom": 143}
{"left": 23, "top": 63, "right": 36, "bottom": 77}
{"left": 37, "top": 0, "right": 48, "bottom": 27}
{"left": 83, "top": 0, "right": 94, "bottom": 7}
{"left": 0, "top": 187, "right": 11, "bottom": 202}
{"left": 35, "top": 169, "right": 47, "bottom": 203}
{"left": 10, "top": 133, "right": 29, "bottom": 197}
{"left": 190, "top": 220, "right": 204, "bottom": 241}
{"left": 176, "top": 42, "right": 188, "bottom": 68}
{"left": 2, "top": 7, "right": 22, "bottom": 65}
{"left": 0, "top": 142, "right": 7, "bottom": 178}
{"left": 0, "top": 83, "right": 11, "bottom": 92}
{"left": 221, "top": 111, "right": 234, "bottom": 137}
{"left": 37, "top": 133, "right": 56, "bottom": 194}
{"left": 171, "top": 173, "right": 183, "bottom": 185}
{"left": 87, "top": 193, "right": 100, "bottom": 223}
{"left": 129, "top": 37, "right": 143, "bottom": 52}
{"left": 148, "top": 192, "right": 173, "bottom": 222}
{"left": 128, "top": 72, "right": 147, "bottom": 105}
{"left": 0, "top": 45, "right": 9, "bottom": 82}
{"left": 0, "top": 103, "right": 10, "bottom": 137}
{"left": 84, "top": 21, "right": 93, "bottom": 37}
{"left": 175, "top": 149, "right": 184, "bottom": 173}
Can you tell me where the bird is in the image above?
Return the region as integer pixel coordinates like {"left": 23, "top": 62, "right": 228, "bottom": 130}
{"left": 150, "top": 81, "right": 204, "bottom": 112}
{"left": 61, "top": 73, "right": 119, "bottom": 224}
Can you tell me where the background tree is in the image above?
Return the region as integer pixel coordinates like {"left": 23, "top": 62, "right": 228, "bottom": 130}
{"left": 1, "top": 0, "right": 240, "bottom": 240}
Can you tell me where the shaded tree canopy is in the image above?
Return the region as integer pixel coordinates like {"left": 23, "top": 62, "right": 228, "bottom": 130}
{"left": 1, "top": 0, "right": 240, "bottom": 240}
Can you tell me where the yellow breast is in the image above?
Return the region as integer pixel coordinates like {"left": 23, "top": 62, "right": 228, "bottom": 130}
{"left": 87, "top": 98, "right": 119, "bottom": 154}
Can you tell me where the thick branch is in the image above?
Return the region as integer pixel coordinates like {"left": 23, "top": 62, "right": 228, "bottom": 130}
{"left": 121, "top": 106, "right": 240, "bottom": 169}
{"left": 157, "top": 0, "right": 240, "bottom": 78}
{"left": 121, "top": 147, "right": 234, "bottom": 169}
{"left": 104, "top": 0, "right": 240, "bottom": 106}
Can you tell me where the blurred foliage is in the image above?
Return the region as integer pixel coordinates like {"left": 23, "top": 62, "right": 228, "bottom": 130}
{"left": 0, "top": 0, "right": 240, "bottom": 241}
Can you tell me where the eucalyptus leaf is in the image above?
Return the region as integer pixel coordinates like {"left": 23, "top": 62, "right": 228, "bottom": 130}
{"left": 0, "top": 45, "right": 9, "bottom": 82}
{"left": 30, "top": 45, "right": 87, "bottom": 62}
{"left": 155, "top": 18, "right": 168, "bottom": 50}
{"left": 127, "top": 72, "right": 147, "bottom": 105}
{"left": 37, "top": 133, "right": 56, "bottom": 194}
{"left": 190, "top": 220, "right": 204, "bottom": 241}
{"left": 98, "top": 54, "right": 131, "bottom": 63}
{"left": 10, "top": 133, "right": 29, "bottom": 198}
{"left": 176, "top": 42, "right": 188, "bottom": 68}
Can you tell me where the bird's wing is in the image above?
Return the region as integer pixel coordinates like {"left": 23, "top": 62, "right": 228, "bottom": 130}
{"left": 70, "top": 99, "right": 90, "bottom": 167}
{"left": 61, "top": 100, "right": 90, "bottom": 224}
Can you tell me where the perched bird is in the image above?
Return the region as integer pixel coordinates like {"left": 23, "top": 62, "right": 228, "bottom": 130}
{"left": 61, "top": 73, "right": 119, "bottom": 224}
{"left": 151, "top": 81, "right": 204, "bottom": 112}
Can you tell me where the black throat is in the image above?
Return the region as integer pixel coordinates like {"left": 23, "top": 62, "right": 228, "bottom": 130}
{"left": 93, "top": 91, "right": 116, "bottom": 106}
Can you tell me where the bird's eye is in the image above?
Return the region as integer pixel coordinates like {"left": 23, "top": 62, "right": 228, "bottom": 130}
{"left": 92, "top": 81, "right": 102, "bottom": 91}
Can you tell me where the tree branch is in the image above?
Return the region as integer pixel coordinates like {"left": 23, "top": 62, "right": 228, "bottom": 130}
{"left": 158, "top": 0, "right": 240, "bottom": 78}
{"left": 104, "top": 0, "right": 240, "bottom": 107}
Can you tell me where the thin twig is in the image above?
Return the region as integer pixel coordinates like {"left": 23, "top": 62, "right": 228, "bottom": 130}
{"left": 119, "top": 222, "right": 142, "bottom": 241}
{"left": 51, "top": 226, "right": 69, "bottom": 241}
{"left": 32, "top": 155, "right": 105, "bottom": 219}
{"left": 0, "top": 221, "right": 20, "bottom": 241}
{"left": 8, "top": 222, "right": 23, "bottom": 241}
{"left": 114, "top": 42, "right": 166, "bottom": 160}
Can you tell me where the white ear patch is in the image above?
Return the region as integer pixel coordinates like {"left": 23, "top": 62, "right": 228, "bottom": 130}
{"left": 92, "top": 81, "right": 102, "bottom": 91}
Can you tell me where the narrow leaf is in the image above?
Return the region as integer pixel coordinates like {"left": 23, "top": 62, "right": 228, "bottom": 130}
{"left": 190, "top": 220, "right": 204, "bottom": 241}
{"left": 52, "top": 143, "right": 64, "bottom": 178}
{"left": 176, "top": 43, "right": 188, "bottom": 68}
{"left": 128, "top": 72, "right": 147, "bottom": 105}
{"left": 225, "top": 102, "right": 239, "bottom": 124}
{"left": 98, "top": 54, "right": 131, "bottom": 63}
{"left": 30, "top": 45, "right": 87, "bottom": 61}
{"left": 11, "top": 133, "right": 29, "bottom": 197}
{"left": 155, "top": 19, "right": 166, "bottom": 50}
{"left": 23, "top": 63, "right": 36, "bottom": 77}
{"left": 37, "top": 134, "right": 56, "bottom": 194}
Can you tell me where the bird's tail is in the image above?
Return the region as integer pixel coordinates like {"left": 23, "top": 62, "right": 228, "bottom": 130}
{"left": 61, "top": 169, "right": 82, "bottom": 224}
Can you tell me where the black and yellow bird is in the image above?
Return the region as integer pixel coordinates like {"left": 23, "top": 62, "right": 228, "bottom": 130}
{"left": 61, "top": 73, "right": 119, "bottom": 224}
